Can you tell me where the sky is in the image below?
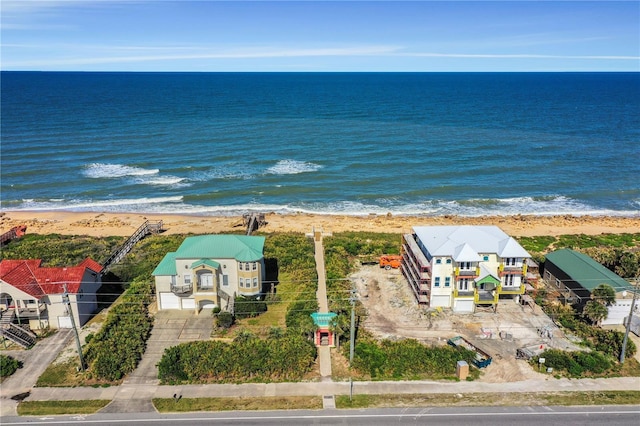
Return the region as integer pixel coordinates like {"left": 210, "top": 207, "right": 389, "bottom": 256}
{"left": 1, "top": 1, "right": 639, "bottom": 72}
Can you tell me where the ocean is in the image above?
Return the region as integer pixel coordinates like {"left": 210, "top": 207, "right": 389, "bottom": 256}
{"left": 1, "top": 72, "right": 639, "bottom": 217}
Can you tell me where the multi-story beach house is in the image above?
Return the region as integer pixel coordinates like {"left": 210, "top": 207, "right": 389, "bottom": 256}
{"left": 152, "top": 234, "right": 265, "bottom": 313}
{"left": 0, "top": 258, "right": 103, "bottom": 330}
{"left": 401, "top": 225, "right": 531, "bottom": 313}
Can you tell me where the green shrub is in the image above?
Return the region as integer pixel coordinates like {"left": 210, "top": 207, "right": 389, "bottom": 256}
{"left": 157, "top": 334, "right": 317, "bottom": 383}
{"left": 234, "top": 296, "right": 267, "bottom": 319}
{"left": 350, "top": 338, "right": 476, "bottom": 380}
{"left": 0, "top": 354, "right": 20, "bottom": 378}
{"left": 535, "top": 349, "right": 615, "bottom": 378}
{"left": 83, "top": 278, "right": 154, "bottom": 381}
{"left": 215, "top": 311, "right": 234, "bottom": 329}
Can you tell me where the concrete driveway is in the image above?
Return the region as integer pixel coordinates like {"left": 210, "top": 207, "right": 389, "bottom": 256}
{"left": 0, "top": 329, "right": 73, "bottom": 416}
{"left": 100, "top": 310, "right": 213, "bottom": 413}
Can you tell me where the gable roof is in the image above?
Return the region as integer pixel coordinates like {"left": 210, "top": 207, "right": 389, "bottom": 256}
{"left": 191, "top": 259, "right": 221, "bottom": 269}
{"left": 0, "top": 258, "right": 102, "bottom": 298}
{"left": 413, "top": 226, "right": 530, "bottom": 259}
{"left": 545, "top": 249, "right": 632, "bottom": 293}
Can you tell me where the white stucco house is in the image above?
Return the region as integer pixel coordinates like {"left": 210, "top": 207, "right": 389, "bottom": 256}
{"left": 401, "top": 225, "right": 532, "bottom": 313}
{"left": 0, "top": 258, "right": 103, "bottom": 330}
{"left": 152, "top": 234, "right": 266, "bottom": 313}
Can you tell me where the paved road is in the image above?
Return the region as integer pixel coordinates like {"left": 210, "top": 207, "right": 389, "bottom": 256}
{"left": 2, "top": 405, "right": 639, "bottom": 425}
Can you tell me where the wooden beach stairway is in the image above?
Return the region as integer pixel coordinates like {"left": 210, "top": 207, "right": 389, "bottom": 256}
{"left": 243, "top": 213, "right": 266, "bottom": 235}
{"left": 1, "top": 310, "right": 37, "bottom": 348}
{"left": 101, "top": 220, "right": 164, "bottom": 274}
{"left": 0, "top": 225, "right": 27, "bottom": 245}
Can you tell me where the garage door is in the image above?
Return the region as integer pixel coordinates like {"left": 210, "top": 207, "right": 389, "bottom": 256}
{"left": 181, "top": 298, "right": 196, "bottom": 310}
{"left": 454, "top": 299, "right": 475, "bottom": 313}
{"left": 160, "top": 292, "right": 180, "bottom": 310}
{"left": 58, "top": 316, "right": 72, "bottom": 328}
{"left": 431, "top": 295, "right": 450, "bottom": 308}
{"left": 200, "top": 301, "right": 216, "bottom": 309}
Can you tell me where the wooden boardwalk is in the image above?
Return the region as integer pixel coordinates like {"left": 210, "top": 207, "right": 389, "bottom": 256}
{"left": 0, "top": 225, "right": 26, "bottom": 245}
{"left": 243, "top": 213, "right": 266, "bottom": 235}
{"left": 101, "top": 220, "right": 163, "bottom": 273}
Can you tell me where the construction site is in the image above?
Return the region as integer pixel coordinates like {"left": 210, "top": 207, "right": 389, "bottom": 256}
{"left": 351, "top": 264, "right": 586, "bottom": 383}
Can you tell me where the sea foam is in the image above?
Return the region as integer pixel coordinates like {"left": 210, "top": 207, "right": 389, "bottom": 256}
{"left": 83, "top": 163, "right": 159, "bottom": 178}
{"left": 266, "top": 160, "right": 323, "bottom": 175}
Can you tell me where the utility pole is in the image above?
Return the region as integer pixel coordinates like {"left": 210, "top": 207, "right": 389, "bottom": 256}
{"left": 620, "top": 275, "right": 639, "bottom": 364}
{"left": 62, "top": 285, "right": 86, "bottom": 371}
{"left": 349, "top": 286, "right": 357, "bottom": 367}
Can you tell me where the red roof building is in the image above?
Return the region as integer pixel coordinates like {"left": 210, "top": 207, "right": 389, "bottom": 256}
{"left": 0, "top": 258, "right": 103, "bottom": 329}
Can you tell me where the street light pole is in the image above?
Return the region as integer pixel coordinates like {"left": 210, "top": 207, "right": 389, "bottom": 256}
{"left": 620, "top": 275, "right": 639, "bottom": 364}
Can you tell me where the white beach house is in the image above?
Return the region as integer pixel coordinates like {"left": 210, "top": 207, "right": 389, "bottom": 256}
{"left": 152, "top": 234, "right": 265, "bottom": 313}
{"left": 401, "top": 225, "right": 531, "bottom": 313}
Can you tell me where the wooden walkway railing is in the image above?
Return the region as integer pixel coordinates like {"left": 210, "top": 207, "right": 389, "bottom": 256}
{"left": 101, "top": 220, "right": 163, "bottom": 273}
{"left": 0, "top": 225, "right": 27, "bottom": 245}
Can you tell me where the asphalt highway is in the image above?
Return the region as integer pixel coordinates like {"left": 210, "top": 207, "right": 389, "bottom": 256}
{"left": 2, "top": 405, "right": 639, "bottom": 426}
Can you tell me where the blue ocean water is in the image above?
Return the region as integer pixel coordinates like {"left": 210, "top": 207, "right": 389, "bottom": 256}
{"left": 1, "top": 72, "right": 639, "bottom": 217}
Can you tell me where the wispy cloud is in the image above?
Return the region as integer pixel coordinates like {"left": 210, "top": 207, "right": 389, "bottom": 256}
{"left": 405, "top": 52, "right": 639, "bottom": 60}
{"left": 2, "top": 45, "right": 402, "bottom": 67}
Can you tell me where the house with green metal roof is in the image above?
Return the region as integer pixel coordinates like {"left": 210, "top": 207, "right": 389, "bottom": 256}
{"left": 543, "top": 249, "right": 635, "bottom": 325}
{"left": 152, "top": 235, "right": 265, "bottom": 313}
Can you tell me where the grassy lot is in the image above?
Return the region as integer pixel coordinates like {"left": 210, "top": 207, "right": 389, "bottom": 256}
{"left": 153, "top": 396, "right": 322, "bottom": 412}
{"left": 335, "top": 391, "right": 640, "bottom": 409}
{"left": 36, "top": 360, "right": 119, "bottom": 387}
{"left": 17, "top": 400, "right": 110, "bottom": 416}
{"left": 151, "top": 391, "right": 640, "bottom": 413}
{"left": 217, "top": 271, "right": 302, "bottom": 338}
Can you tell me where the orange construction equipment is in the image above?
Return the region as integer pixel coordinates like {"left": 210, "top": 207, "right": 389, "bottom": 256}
{"left": 379, "top": 255, "right": 402, "bottom": 270}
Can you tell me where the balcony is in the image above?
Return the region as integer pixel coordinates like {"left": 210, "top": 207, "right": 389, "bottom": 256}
{"left": 454, "top": 267, "right": 479, "bottom": 278}
{"left": 499, "top": 284, "right": 525, "bottom": 295}
{"left": 453, "top": 288, "right": 474, "bottom": 298}
{"left": 171, "top": 284, "right": 193, "bottom": 295}
{"left": 499, "top": 263, "right": 526, "bottom": 277}
{"left": 16, "top": 303, "right": 46, "bottom": 318}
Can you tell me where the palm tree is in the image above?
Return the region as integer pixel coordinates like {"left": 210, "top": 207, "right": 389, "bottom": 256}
{"left": 582, "top": 300, "right": 608, "bottom": 326}
{"left": 591, "top": 284, "right": 616, "bottom": 306}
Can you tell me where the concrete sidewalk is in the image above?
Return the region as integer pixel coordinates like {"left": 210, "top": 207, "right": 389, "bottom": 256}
{"left": 23, "top": 376, "right": 640, "bottom": 403}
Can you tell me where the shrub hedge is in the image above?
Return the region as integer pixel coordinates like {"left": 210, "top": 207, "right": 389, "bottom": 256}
{"left": 157, "top": 334, "right": 316, "bottom": 383}
{"left": 83, "top": 278, "right": 154, "bottom": 381}
{"left": 350, "top": 337, "right": 477, "bottom": 380}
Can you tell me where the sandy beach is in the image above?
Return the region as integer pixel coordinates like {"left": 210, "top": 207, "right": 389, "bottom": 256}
{"left": 1, "top": 210, "right": 639, "bottom": 238}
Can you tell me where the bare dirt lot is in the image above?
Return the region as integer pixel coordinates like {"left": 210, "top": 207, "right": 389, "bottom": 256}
{"left": 350, "top": 265, "right": 585, "bottom": 383}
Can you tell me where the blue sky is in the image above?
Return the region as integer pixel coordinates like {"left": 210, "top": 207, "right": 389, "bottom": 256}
{"left": 1, "top": 1, "right": 638, "bottom": 71}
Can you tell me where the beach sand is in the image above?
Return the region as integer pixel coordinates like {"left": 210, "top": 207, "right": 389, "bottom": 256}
{"left": 1, "top": 210, "right": 639, "bottom": 238}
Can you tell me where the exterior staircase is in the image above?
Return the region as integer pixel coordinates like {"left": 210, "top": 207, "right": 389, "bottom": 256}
{"left": 102, "top": 220, "right": 163, "bottom": 273}
{"left": 1, "top": 310, "right": 37, "bottom": 348}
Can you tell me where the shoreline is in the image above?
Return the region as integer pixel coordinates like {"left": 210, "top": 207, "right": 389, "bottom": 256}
{"left": 2, "top": 210, "right": 640, "bottom": 238}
